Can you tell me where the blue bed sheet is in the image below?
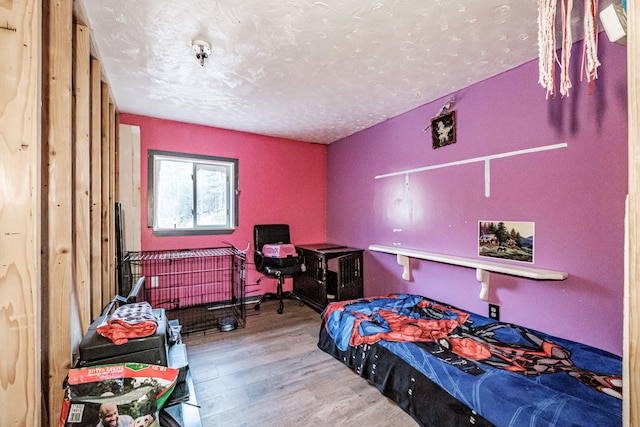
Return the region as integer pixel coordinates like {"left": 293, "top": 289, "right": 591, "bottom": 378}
{"left": 322, "top": 294, "right": 622, "bottom": 427}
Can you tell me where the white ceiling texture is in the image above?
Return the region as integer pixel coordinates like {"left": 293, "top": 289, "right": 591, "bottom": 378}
{"left": 75, "top": 0, "right": 612, "bottom": 144}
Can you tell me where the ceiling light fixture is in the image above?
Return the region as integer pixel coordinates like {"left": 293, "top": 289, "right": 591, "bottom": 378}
{"left": 192, "top": 40, "right": 211, "bottom": 67}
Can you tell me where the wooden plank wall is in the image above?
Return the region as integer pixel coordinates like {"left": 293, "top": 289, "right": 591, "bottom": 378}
{"left": 40, "top": 1, "right": 119, "bottom": 424}
{"left": 72, "top": 22, "right": 91, "bottom": 349}
{"left": 101, "top": 82, "right": 112, "bottom": 306}
{"left": 44, "top": 0, "right": 74, "bottom": 423}
{"left": 0, "top": 0, "right": 41, "bottom": 425}
{"left": 118, "top": 125, "right": 142, "bottom": 252}
{"left": 109, "top": 102, "right": 118, "bottom": 294}
{"left": 90, "top": 58, "right": 104, "bottom": 320}
{"left": 627, "top": 3, "right": 639, "bottom": 426}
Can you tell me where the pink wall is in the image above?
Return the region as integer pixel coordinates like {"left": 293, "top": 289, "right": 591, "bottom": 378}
{"left": 326, "top": 34, "right": 628, "bottom": 355}
{"left": 119, "top": 114, "right": 327, "bottom": 294}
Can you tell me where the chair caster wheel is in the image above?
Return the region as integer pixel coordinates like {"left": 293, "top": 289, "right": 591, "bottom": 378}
{"left": 277, "top": 306, "right": 284, "bottom": 314}
{"left": 254, "top": 303, "right": 261, "bottom": 311}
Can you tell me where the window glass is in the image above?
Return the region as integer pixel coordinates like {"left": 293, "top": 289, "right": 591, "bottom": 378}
{"left": 196, "top": 164, "right": 229, "bottom": 227}
{"left": 148, "top": 150, "right": 238, "bottom": 236}
{"left": 155, "top": 159, "right": 194, "bottom": 229}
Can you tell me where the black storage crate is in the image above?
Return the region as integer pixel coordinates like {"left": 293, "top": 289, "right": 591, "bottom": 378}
{"left": 123, "top": 247, "right": 246, "bottom": 334}
{"left": 293, "top": 244, "right": 363, "bottom": 311}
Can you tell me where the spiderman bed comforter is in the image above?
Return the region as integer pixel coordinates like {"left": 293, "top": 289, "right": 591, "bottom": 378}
{"left": 318, "top": 294, "right": 622, "bottom": 427}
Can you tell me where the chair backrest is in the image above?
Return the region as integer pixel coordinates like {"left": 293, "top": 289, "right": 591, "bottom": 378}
{"left": 254, "top": 224, "right": 291, "bottom": 251}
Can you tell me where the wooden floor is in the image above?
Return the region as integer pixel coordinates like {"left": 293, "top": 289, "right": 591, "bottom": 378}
{"left": 184, "top": 299, "right": 418, "bottom": 426}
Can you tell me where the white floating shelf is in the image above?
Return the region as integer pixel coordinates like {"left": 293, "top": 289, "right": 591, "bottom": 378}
{"left": 374, "top": 142, "right": 568, "bottom": 197}
{"left": 369, "top": 244, "right": 568, "bottom": 300}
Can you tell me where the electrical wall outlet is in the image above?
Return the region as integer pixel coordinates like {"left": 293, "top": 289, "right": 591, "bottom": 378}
{"left": 489, "top": 303, "right": 500, "bottom": 321}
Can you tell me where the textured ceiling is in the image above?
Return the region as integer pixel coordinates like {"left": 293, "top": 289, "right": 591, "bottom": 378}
{"left": 76, "top": 0, "right": 607, "bottom": 144}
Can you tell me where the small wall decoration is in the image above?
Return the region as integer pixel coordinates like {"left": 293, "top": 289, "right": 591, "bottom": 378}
{"left": 479, "top": 220, "right": 534, "bottom": 263}
{"left": 431, "top": 110, "right": 456, "bottom": 149}
{"left": 538, "top": 0, "right": 600, "bottom": 98}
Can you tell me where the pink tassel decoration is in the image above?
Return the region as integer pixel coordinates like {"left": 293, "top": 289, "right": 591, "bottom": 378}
{"left": 559, "top": 0, "right": 573, "bottom": 96}
{"left": 581, "top": 0, "right": 600, "bottom": 94}
{"left": 538, "top": 0, "right": 558, "bottom": 99}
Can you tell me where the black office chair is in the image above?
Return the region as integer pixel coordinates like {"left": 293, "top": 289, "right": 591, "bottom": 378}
{"left": 253, "top": 224, "right": 305, "bottom": 314}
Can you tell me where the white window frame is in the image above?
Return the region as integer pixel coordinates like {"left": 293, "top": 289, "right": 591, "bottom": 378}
{"left": 148, "top": 150, "right": 239, "bottom": 236}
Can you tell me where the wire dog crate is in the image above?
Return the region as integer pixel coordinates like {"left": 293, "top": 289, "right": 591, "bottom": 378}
{"left": 123, "top": 247, "right": 246, "bottom": 334}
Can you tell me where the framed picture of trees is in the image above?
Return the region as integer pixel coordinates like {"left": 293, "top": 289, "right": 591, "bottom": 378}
{"left": 478, "top": 220, "right": 534, "bottom": 263}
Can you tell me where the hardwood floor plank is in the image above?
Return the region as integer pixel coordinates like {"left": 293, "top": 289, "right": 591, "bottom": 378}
{"left": 183, "top": 300, "right": 418, "bottom": 426}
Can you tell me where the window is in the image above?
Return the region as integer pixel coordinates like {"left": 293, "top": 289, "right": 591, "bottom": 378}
{"left": 148, "top": 150, "right": 238, "bottom": 235}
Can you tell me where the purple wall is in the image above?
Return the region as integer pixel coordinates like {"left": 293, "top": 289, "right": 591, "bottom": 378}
{"left": 327, "top": 34, "right": 628, "bottom": 356}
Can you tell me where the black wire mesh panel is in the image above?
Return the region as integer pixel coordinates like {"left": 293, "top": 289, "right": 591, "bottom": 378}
{"left": 124, "top": 247, "right": 246, "bottom": 334}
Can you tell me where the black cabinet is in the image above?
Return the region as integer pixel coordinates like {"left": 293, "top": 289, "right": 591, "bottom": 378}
{"left": 293, "top": 244, "right": 363, "bottom": 311}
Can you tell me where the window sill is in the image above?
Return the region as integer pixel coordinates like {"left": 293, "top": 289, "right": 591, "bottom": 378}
{"left": 153, "top": 228, "right": 235, "bottom": 237}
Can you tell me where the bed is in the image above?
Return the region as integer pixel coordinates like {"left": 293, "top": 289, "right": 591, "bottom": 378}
{"left": 318, "top": 294, "right": 622, "bottom": 427}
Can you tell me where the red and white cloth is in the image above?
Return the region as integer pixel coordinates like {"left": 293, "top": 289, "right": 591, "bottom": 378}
{"left": 97, "top": 301, "right": 158, "bottom": 345}
{"left": 538, "top": 0, "right": 600, "bottom": 97}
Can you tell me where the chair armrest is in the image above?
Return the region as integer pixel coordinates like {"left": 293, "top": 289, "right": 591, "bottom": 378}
{"left": 254, "top": 251, "right": 265, "bottom": 272}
